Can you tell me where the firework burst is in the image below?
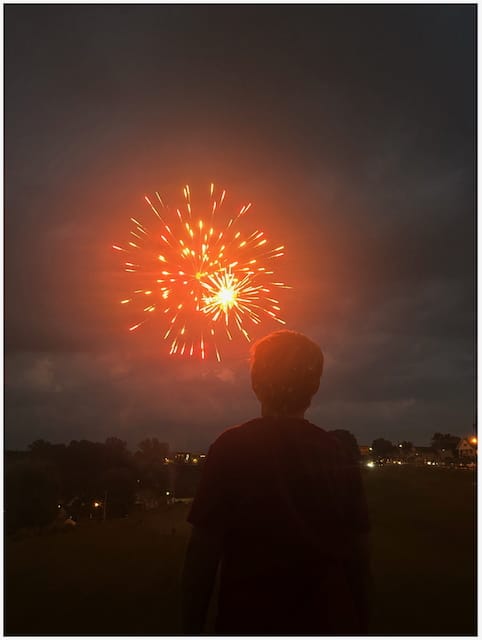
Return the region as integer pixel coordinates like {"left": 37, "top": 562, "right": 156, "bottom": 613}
{"left": 113, "top": 184, "right": 289, "bottom": 361}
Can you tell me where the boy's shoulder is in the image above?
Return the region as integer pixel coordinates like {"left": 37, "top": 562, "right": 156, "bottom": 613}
{"left": 211, "top": 417, "right": 340, "bottom": 451}
{"left": 209, "top": 418, "right": 261, "bottom": 449}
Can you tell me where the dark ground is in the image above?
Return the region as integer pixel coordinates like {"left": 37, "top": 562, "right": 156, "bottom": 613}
{"left": 5, "top": 466, "right": 476, "bottom": 635}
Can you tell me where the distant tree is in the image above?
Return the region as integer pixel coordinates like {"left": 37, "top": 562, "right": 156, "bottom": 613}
{"left": 64, "top": 440, "right": 106, "bottom": 498}
{"left": 431, "top": 433, "right": 460, "bottom": 455}
{"left": 329, "top": 429, "right": 361, "bottom": 462}
{"left": 102, "top": 467, "right": 137, "bottom": 518}
{"left": 104, "top": 437, "right": 132, "bottom": 469}
{"left": 105, "top": 437, "right": 128, "bottom": 452}
{"left": 136, "top": 438, "right": 169, "bottom": 463}
{"left": 28, "top": 439, "right": 52, "bottom": 454}
{"left": 29, "top": 440, "right": 66, "bottom": 460}
{"left": 28, "top": 441, "right": 67, "bottom": 496}
{"left": 371, "top": 438, "right": 394, "bottom": 458}
{"left": 398, "top": 441, "right": 414, "bottom": 458}
{"left": 6, "top": 460, "right": 60, "bottom": 532}
{"left": 135, "top": 439, "right": 170, "bottom": 492}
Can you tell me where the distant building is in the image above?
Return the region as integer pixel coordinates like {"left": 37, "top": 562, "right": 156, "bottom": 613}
{"left": 172, "top": 452, "right": 206, "bottom": 465}
{"left": 456, "top": 438, "right": 477, "bottom": 459}
{"left": 359, "top": 445, "right": 371, "bottom": 458}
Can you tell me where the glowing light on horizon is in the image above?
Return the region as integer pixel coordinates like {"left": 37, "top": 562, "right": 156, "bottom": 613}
{"left": 113, "top": 184, "right": 289, "bottom": 360}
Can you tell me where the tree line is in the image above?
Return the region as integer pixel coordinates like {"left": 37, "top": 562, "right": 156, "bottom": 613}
{"left": 5, "top": 431, "right": 464, "bottom": 533}
{"left": 369, "top": 432, "right": 462, "bottom": 458}
{"left": 327, "top": 430, "right": 463, "bottom": 461}
{"left": 5, "top": 437, "right": 185, "bottom": 533}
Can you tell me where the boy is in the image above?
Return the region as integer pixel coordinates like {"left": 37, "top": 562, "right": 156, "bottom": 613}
{"left": 182, "top": 330, "right": 370, "bottom": 634}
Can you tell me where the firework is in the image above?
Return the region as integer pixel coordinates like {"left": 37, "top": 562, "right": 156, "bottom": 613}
{"left": 113, "top": 184, "right": 289, "bottom": 360}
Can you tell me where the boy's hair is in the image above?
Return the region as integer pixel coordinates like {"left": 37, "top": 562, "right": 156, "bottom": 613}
{"left": 250, "top": 330, "right": 324, "bottom": 414}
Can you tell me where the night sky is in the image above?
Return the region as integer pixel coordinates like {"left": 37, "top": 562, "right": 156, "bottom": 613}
{"left": 5, "top": 5, "right": 475, "bottom": 451}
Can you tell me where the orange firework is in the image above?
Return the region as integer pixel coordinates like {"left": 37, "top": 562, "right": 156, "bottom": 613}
{"left": 113, "top": 184, "right": 289, "bottom": 360}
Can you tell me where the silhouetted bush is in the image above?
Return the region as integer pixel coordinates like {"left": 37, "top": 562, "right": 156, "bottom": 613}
{"left": 6, "top": 460, "right": 60, "bottom": 533}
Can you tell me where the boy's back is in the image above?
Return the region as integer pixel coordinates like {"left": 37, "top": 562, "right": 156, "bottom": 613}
{"left": 188, "top": 416, "right": 370, "bottom": 634}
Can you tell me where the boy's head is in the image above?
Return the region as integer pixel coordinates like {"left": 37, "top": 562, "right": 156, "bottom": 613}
{"left": 250, "top": 330, "right": 324, "bottom": 415}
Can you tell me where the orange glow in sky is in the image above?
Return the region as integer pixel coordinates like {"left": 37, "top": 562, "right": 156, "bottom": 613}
{"left": 113, "top": 184, "right": 289, "bottom": 361}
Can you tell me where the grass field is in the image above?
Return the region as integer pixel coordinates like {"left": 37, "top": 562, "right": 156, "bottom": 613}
{"left": 5, "top": 466, "right": 476, "bottom": 635}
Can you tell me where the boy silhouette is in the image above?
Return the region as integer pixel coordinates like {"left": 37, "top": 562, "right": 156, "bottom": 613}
{"left": 182, "top": 330, "right": 370, "bottom": 635}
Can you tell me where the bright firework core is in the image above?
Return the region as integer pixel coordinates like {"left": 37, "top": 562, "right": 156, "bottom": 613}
{"left": 113, "top": 184, "right": 289, "bottom": 360}
{"left": 217, "top": 286, "right": 236, "bottom": 309}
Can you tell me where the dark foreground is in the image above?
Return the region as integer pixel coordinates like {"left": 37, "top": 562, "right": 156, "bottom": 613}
{"left": 5, "top": 466, "right": 476, "bottom": 635}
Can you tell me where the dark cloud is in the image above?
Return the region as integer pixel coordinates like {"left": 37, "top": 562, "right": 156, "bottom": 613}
{"left": 5, "top": 350, "right": 257, "bottom": 450}
{"left": 5, "top": 5, "right": 475, "bottom": 449}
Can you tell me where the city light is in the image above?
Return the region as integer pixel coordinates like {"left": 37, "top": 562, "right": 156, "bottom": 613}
{"left": 366, "top": 461, "right": 375, "bottom": 468}
{"left": 470, "top": 436, "right": 477, "bottom": 445}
